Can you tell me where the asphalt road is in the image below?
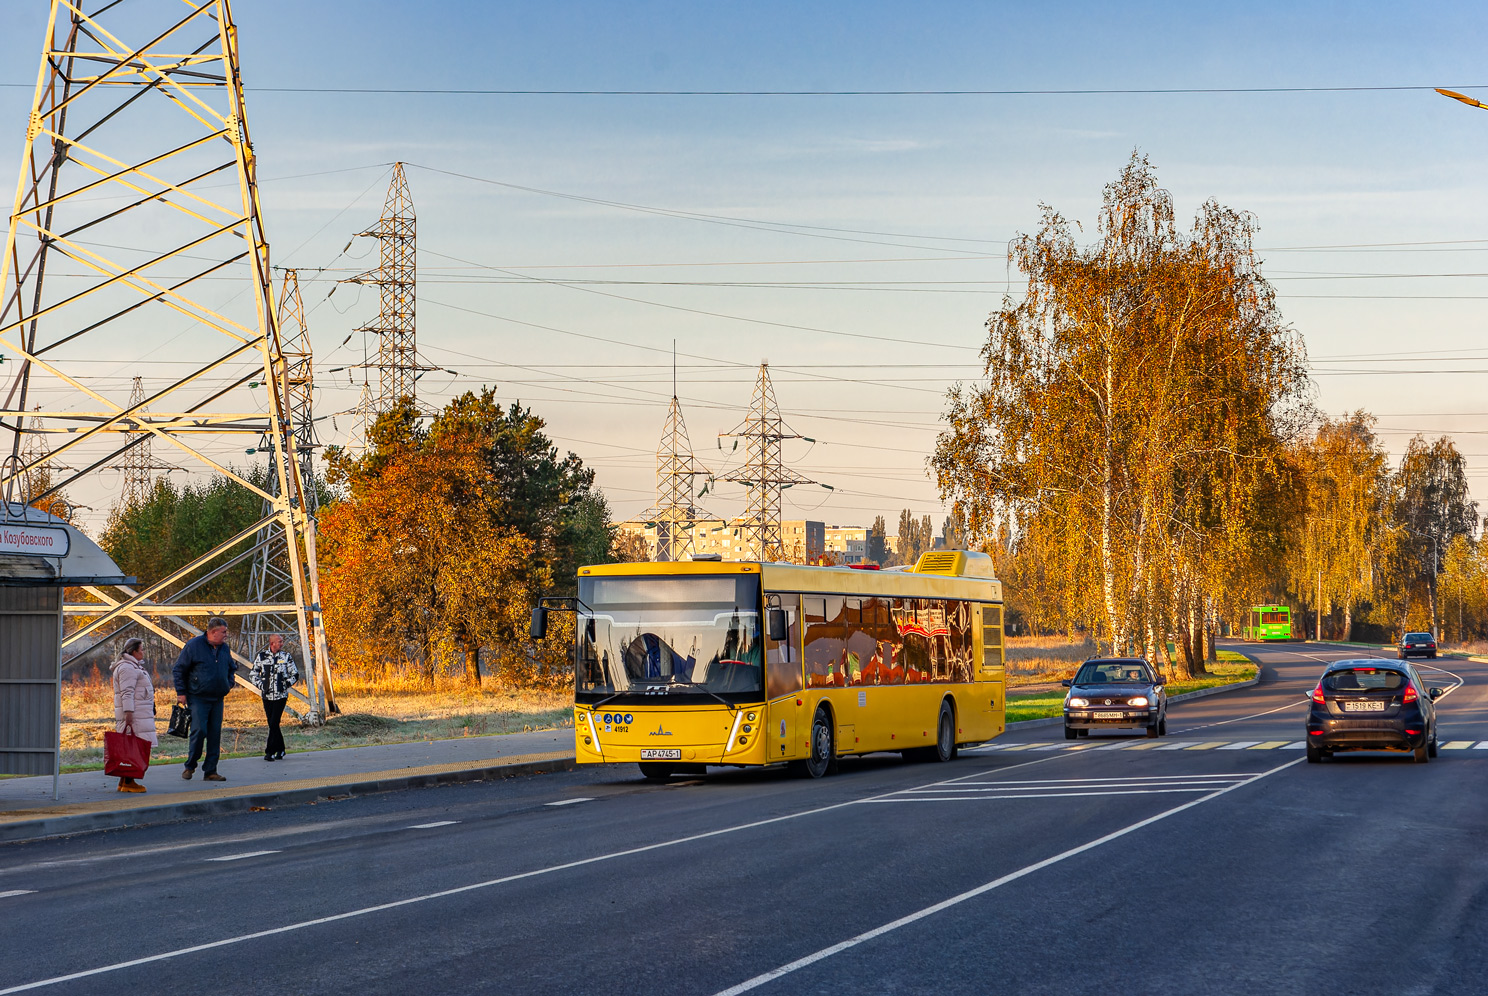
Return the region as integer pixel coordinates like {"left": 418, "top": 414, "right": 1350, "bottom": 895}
{"left": 4, "top": 643, "right": 1488, "bottom": 996}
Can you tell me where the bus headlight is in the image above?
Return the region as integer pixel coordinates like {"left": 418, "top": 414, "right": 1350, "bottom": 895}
{"left": 746, "top": 712, "right": 757, "bottom": 722}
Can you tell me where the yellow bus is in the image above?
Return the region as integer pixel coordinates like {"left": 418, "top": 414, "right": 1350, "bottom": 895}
{"left": 531, "top": 550, "right": 1007, "bottom": 780}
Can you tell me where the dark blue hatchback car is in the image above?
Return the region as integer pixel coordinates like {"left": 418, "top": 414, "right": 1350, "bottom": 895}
{"left": 1306, "top": 659, "right": 1443, "bottom": 763}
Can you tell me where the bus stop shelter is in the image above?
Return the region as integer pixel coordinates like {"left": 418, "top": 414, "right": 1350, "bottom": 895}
{"left": 0, "top": 504, "right": 131, "bottom": 799}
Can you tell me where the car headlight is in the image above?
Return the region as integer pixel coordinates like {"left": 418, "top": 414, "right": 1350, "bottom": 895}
{"left": 1067, "top": 697, "right": 1089, "bottom": 708}
{"left": 1128, "top": 696, "right": 1149, "bottom": 707}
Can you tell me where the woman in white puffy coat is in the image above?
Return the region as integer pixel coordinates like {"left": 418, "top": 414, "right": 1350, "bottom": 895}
{"left": 110, "top": 638, "right": 158, "bottom": 793}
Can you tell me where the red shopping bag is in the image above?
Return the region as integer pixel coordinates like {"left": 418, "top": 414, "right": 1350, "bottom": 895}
{"left": 103, "top": 731, "right": 152, "bottom": 778}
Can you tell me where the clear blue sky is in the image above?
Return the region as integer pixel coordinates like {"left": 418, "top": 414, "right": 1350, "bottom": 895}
{"left": 3, "top": 0, "right": 1488, "bottom": 530}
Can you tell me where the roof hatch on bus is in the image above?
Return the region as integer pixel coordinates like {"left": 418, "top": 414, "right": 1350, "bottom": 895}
{"left": 911, "top": 550, "right": 997, "bottom": 579}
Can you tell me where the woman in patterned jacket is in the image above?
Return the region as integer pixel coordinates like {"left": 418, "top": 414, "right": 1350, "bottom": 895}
{"left": 249, "top": 634, "right": 300, "bottom": 761}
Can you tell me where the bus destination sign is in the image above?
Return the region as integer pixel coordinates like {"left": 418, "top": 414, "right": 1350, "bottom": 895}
{"left": 0, "top": 523, "right": 71, "bottom": 558}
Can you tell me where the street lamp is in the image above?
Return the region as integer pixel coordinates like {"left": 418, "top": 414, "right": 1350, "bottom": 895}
{"left": 1438, "top": 88, "right": 1488, "bottom": 110}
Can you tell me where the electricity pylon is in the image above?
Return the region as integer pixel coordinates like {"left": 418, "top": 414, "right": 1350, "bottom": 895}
{"left": 347, "top": 162, "right": 433, "bottom": 415}
{"left": 721, "top": 363, "right": 815, "bottom": 561}
{"left": 112, "top": 378, "right": 176, "bottom": 506}
{"left": 635, "top": 395, "right": 715, "bottom": 561}
{"left": 0, "top": 0, "right": 333, "bottom": 718}
{"left": 241, "top": 270, "right": 333, "bottom": 711}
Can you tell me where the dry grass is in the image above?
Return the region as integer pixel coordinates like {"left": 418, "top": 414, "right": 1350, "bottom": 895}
{"left": 1004, "top": 635, "right": 1098, "bottom": 686}
{"left": 60, "top": 675, "right": 572, "bottom": 771}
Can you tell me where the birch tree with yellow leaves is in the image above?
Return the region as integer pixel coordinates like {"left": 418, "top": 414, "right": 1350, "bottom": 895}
{"left": 934, "top": 152, "right": 1311, "bottom": 676}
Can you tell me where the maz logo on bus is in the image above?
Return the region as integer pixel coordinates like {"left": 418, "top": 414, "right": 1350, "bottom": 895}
{"left": 648, "top": 724, "right": 673, "bottom": 737}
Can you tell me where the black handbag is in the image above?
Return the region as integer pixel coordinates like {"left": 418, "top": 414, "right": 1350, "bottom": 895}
{"left": 166, "top": 703, "right": 191, "bottom": 739}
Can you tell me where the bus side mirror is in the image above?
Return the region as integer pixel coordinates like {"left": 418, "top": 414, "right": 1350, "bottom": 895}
{"left": 767, "top": 608, "right": 788, "bottom": 642}
{"left": 530, "top": 607, "right": 548, "bottom": 641}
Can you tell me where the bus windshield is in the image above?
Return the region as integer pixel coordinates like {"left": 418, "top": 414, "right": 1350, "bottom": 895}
{"left": 576, "top": 575, "right": 763, "bottom": 700}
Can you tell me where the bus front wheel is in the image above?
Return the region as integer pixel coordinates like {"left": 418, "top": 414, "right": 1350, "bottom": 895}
{"left": 794, "top": 708, "right": 837, "bottom": 778}
{"left": 639, "top": 763, "right": 675, "bottom": 781}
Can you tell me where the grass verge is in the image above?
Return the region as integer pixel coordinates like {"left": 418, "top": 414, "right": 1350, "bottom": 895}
{"left": 1005, "top": 652, "right": 1258, "bottom": 724}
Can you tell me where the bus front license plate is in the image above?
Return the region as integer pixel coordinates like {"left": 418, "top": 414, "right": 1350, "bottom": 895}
{"left": 1093, "top": 712, "right": 1124, "bottom": 720}
{"left": 640, "top": 749, "right": 682, "bottom": 760}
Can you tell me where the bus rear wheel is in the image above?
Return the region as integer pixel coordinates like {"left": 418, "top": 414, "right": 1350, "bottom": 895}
{"left": 906, "top": 700, "right": 956, "bottom": 762}
{"left": 639, "top": 763, "right": 675, "bottom": 781}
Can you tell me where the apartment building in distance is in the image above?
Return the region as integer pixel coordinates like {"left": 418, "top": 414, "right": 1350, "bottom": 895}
{"left": 825, "top": 525, "right": 868, "bottom": 565}
{"left": 618, "top": 518, "right": 830, "bottom": 563}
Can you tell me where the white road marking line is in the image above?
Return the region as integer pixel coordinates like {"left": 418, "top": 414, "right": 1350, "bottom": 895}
{"left": 951, "top": 773, "right": 1245, "bottom": 785}
{"left": 544, "top": 798, "right": 594, "bottom": 807}
{"left": 1280, "top": 742, "right": 1307, "bottom": 750}
{"left": 0, "top": 890, "right": 36, "bottom": 899}
{"left": 1473, "top": 742, "right": 1488, "bottom": 750}
{"left": 1249, "top": 741, "right": 1290, "bottom": 749}
{"left": 1218, "top": 742, "right": 1262, "bottom": 750}
{"left": 407, "top": 821, "right": 461, "bottom": 828}
{"left": 1171, "top": 696, "right": 1309, "bottom": 735}
{"left": 0, "top": 749, "right": 1086, "bottom": 995}
{"left": 867, "top": 788, "right": 1227, "bottom": 802}
{"left": 1031, "top": 744, "right": 1070, "bottom": 751}
{"left": 710, "top": 756, "right": 1306, "bottom": 996}
{"left": 205, "top": 851, "right": 280, "bottom": 863}
{"left": 1411, "top": 662, "right": 1466, "bottom": 702}
{"left": 1151, "top": 742, "right": 1190, "bottom": 751}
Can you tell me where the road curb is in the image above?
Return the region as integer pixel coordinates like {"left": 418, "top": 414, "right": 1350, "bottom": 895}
{"left": 1006, "top": 673, "right": 1263, "bottom": 732}
{"left": 0, "top": 753, "right": 578, "bottom": 845}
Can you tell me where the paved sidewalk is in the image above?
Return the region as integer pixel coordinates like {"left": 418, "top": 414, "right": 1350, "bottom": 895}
{"left": 0, "top": 729, "right": 575, "bottom": 843}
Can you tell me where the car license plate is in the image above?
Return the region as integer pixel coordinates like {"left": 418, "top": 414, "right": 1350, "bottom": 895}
{"left": 1093, "top": 711, "right": 1124, "bottom": 720}
{"left": 1342, "top": 701, "right": 1386, "bottom": 712}
{"left": 640, "top": 749, "right": 682, "bottom": 760}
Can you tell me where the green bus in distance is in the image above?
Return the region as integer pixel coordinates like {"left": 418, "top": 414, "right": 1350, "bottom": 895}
{"left": 1243, "top": 605, "right": 1292, "bottom": 641}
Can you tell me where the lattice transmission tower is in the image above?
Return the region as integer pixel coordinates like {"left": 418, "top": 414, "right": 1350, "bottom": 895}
{"left": 347, "top": 162, "right": 433, "bottom": 417}
{"left": 241, "top": 270, "right": 331, "bottom": 709}
{"left": 0, "top": 0, "right": 333, "bottom": 718}
{"left": 721, "top": 363, "right": 815, "bottom": 561}
{"left": 635, "top": 393, "right": 715, "bottom": 561}
{"left": 112, "top": 378, "right": 176, "bottom": 506}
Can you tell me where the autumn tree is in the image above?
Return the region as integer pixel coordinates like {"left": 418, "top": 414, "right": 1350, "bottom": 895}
{"left": 933, "top": 152, "right": 1311, "bottom": 675}
{"left": 894, "top": 510, "right": 933, "bottom": 566}
{"left": 1386, "top": 435, "right": 1477, "bottom": 635}
{"left": 321, "top": 390, "right": 612, "bottom": 686}
{"left": 866, "top": 516, "right": 889, "bottom": 565}
{"left": 1286, "top": 412, "right": 1390, "bottom": 640}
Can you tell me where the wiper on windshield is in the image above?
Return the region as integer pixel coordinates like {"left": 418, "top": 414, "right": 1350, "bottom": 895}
{"left": 590, "top": 677, "right": 735, "bottom": 710}
{"left": 658, "top": 678, "right": 733, "bottom": 709}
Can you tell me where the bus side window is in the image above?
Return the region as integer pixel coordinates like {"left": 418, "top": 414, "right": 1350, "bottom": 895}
{"left": 804, "top": 596, "right": 846, "bottom": 688}
{"left": 859, "top": 597, "right": 902, "bottom": 685}
{"left": 765, "top": 594, "right": 802, "bottom": 699}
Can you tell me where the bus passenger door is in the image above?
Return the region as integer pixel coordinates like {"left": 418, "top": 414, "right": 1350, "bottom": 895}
{"left": 979, "top": 604, "right": 1006, "bottom": 732}
{"left": 765, "top": 594, "right": 804, "bottom": 760}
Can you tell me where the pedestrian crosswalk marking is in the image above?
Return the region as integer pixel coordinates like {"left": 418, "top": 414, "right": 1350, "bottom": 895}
{"left": 1441, "top": 741, "right": 1475, "bottom": 750}
{"left": 1218, "top": 742, "right": 1261, "bottom": 750}
{"left": 1185, "top": 742, "right": 1226, "bottom": 750}
{"left": 1249, "top": 741, "right": 1290, "bottom": 750}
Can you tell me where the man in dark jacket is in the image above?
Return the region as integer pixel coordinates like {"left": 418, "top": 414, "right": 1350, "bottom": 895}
{"left": 173, "top": 617, "right": 235, "bottom": 781}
